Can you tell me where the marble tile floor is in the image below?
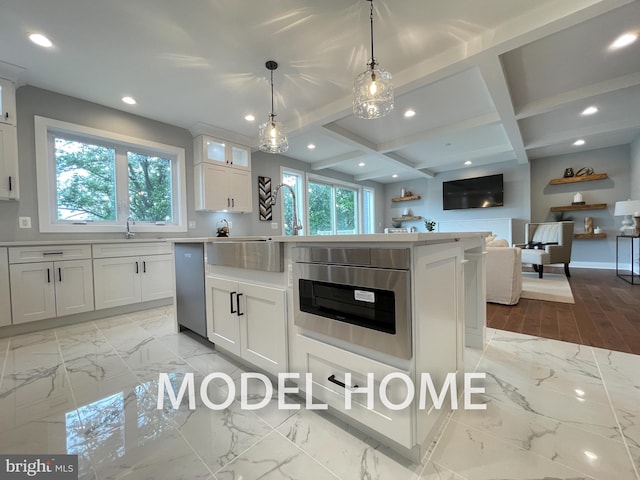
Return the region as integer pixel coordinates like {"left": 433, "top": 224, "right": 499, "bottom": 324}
{"left": 0, "top": 306, "right": 638, "bottom": 480}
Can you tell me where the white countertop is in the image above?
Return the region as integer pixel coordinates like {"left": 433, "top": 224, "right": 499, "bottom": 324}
{"left": 0, "top": 232, "right": 490, "bottom": 248}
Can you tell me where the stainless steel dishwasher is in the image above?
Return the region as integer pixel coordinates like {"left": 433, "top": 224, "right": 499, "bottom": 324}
{"left": 174, "top": 242, "right": 207, "bottom": 338}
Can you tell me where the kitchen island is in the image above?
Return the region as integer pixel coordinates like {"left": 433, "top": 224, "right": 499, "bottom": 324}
{"left": 182, "top": 232, "right": 488, "bottom": 463}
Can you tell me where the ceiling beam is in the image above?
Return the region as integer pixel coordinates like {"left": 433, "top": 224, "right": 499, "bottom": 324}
{"left": 524, "top": 117, "right": 640, "bottom": 149}
{"left": 515, "top": 72, "right": 640, "bottom": 119}
{"left": 377, "top": 112, "right": 501, "bottom": 153}
{"left": 414, "top": 144, "right": 515, "bottom": 169}
{"left": 477, "top": 55, "right": 529, "bottom": 164}
{"left": 310, "top": 151, "right": 366, "bottom": 170}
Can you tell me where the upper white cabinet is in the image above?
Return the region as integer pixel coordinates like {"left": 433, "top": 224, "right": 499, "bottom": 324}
{"left": 0, "top": 78, "right": 18, "bottom": 200}
{"left": 193, "top": 135, "right": 252, "bottom": 212}
{"left": 194, "top": 162, "right": 252, "bottom": 212}
{"left": 0, "top": 248, "right": 10, "bottom": 327}
{"left": 193, "top": 135, "right": 251, "bottom": 171}
{"left": 0, "top": 78, "right": 16, "bottom": 126}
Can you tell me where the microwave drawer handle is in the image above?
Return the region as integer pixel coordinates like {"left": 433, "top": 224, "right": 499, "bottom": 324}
{"left": 327, "top": 374, "right": 358, "bottom": 390}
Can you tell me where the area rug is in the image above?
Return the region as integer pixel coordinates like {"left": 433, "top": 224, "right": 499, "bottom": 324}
{"left": 521, "top": 272, "right": 575, "bottom": 304}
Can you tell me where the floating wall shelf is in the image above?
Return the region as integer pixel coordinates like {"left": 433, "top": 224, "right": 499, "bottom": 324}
{"left": 391, "top": 215, "right": 422, "bottom": 222}
{"left": 549, "top": 173, "right": 608, "bottom": 185}
{"left": 550, "top": 203, "right": 607, "bottom": 212}
{"left": 391, "top": 195, "right": 421, "bottom": 202}
{"left": 574, "top": 233, "right": 607, "bottom": 239}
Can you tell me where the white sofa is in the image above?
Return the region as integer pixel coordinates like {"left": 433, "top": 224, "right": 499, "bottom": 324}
{"left": 486, "top": 244, "right": 522, "bottom": 305}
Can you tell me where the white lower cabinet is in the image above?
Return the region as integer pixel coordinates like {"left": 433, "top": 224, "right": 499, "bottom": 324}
{"left": 94, "top": 254, "right": 173, "bottom": 310}
{"left": 206, "top": 276, "right": 286, "bottom": 375}
{"left": 9, "top": 259, "right": 94, "bottom": 324}
{"left": 0, "top": 248, "right": 11, "bottom": 327}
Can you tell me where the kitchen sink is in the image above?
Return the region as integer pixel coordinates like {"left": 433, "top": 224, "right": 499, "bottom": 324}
{"left": 206, "top": 240, "right": 283, "bottom": 272}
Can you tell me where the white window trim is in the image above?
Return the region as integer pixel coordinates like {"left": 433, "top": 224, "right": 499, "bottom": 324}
{"left": 305, "top": 172, "right": 362, "bottom": 236}
{"left": 279, "top": 166, "right": 305, "bottom": 236}
{"left": 362, "top": 186, "right": 376, "bottom": 233}
{"left": 35, "top": 115, "right": 187, "bottom": 233}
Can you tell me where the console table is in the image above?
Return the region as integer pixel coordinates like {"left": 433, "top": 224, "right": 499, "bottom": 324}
{"left": 616, "top": 235, "right": 640, "bottom": 285}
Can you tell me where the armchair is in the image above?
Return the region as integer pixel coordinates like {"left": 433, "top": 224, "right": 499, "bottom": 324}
{"left": 516, "top": 222, "right": 574, "bottom": 278}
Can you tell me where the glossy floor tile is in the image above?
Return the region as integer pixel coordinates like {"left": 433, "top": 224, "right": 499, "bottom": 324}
{"left": 0, "top": 306, "right": 638, "bottom": 480}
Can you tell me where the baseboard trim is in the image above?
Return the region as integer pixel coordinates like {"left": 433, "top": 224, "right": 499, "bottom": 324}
{"left": 0, "top": 298, "right": 173, "bottom": 338}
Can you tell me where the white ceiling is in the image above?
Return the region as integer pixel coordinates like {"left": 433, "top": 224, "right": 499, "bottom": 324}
{"left": 1, "top": 0, "right": 639, "bottom": 184}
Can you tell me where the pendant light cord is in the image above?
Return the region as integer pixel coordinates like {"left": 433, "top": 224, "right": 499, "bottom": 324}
{"left": 270, "top": 69, "right": 275, "bottom": 119}
{"left": 369, "top": 0, "right": 376, "bottom": 69}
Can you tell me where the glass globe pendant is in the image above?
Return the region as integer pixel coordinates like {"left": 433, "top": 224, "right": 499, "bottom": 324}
{"left": 258, "top": 60, "right": 289, "bottom": 153}
{"left": 353, "top": 0, "right": 393, "bottom": 119}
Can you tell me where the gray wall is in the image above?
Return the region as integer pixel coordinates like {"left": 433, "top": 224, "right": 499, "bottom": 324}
{"left": 631, "top": 135, "right": 640, "bottom": 201}
{"left": 383, "top": 161, "right": 531, "bottom": 231}
{"left": 0, "top": 86, "right": 384, "bottom": 241}
{"left": 529, "top": 145, "right": 630, "bottom": 268}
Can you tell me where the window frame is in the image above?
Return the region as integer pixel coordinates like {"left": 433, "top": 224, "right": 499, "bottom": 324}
{"left": 278, "top": 170, "right": 368, "bottom": 237}
{"left": 35, "top": 116, "right": 187, "bottom": 233}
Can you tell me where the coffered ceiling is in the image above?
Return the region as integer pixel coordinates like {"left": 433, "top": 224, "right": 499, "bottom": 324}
{"left": 0, "top": 0, "right": 638, "bottom": 183}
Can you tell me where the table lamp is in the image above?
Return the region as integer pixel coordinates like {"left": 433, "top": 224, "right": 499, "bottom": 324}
{"left": 614, "top": 199, "right": 640, "bottom": 233}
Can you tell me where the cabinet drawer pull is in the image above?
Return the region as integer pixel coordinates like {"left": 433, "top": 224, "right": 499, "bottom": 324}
{"left": 58, "top": 267, "right": 62, "bottom": 282}
{"left": 46, "top": 268, "right": 51, "bottom": 283}
{"left": 327, "top": 374, "right": 358, "bottom": 390}
{"left": 230, "top": 291, "right": 237, "bottom": 314}
{"left": 236, "top": 293, "right": 243, "bottom": 316}
{"left": 43, "top": 252, "right": 64, "bottom": 256}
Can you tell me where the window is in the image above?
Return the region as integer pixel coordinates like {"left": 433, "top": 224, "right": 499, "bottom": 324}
{"left": 280, "top": 169, "right": 304, "bottom": 236}
{"left": 35, "top": 116, "right": 187, "bottom": 233}
{"left": 281, "top": 169, "right": 371, "bottom": 236}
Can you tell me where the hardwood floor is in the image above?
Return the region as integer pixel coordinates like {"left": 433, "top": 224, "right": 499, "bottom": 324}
{"left": 487, "top": 267, "right": 640, "bottom": 355}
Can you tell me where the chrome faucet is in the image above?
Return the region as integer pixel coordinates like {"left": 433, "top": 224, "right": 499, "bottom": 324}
{"left": 125, "top": 216, "right": 135, "bottom": 239}
{"left": 271, "top": 183, "right": 302, "bottom": 235}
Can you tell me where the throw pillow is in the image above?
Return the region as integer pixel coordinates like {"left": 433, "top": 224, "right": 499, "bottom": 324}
{"left": 486, "top": 238, "right": 509, "bottom": 247}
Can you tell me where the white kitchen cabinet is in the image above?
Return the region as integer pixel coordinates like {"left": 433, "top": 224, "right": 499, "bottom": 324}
{"left": 9, "top": 259, "right": 94, "bottom": 324}
{"left": 93, "top": 253, "right": 174, "bottom": 310}
{"left": 0, "top": 248, "right": 11, "bottom": 327}
{"left": 206, "top": 276, "right": 286, "bottom": 375}
{"left": 0, "top": 78, "right": 16, "bottom": 126}
{"left": 193, "top": 135, "right": 251, "bottom": 171}
{"left": 0, "top": 123, "right": 18, "bottom": 200}
{"left": 194, "top": 163, "right": 252, "bottom": 212}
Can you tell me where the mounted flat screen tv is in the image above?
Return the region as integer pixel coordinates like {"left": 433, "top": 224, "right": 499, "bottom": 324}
{"left": 442, "top": 173, "right": 504, "bottom": 210}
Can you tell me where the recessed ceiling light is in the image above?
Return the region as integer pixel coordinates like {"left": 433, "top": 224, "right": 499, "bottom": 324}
{"left": 307, "top": 144, "right": 316, "bottom": 150}
{"left": 392, "top": 174, "right": 398, "bottom": 178}
{"left": 244, "top": 114, "right": 255, "bottom": 122}
{"left": 29, "top": 33, "right": 53, "bottom": 48}
{"left": 610, "top": 32, "right": 638, "bottom": 50}
{"left": 122, "top": 96, "right": 137, "bottom": 105}
{"left": 575, "top": 389, "right": 585, "bottom": 396}
{"left": 358, "top": 162, "right": 365, "bottom": 167}
{"left": 464, "top": 160, "right": 472, "bottom": 166}
{"left": 404, "top": 109, "right": 416, "bottom": 118}
{"left": 581, "top": 106, "right": 598, "bottom": 116}
{"left": 573, "top": 139, "right": 586, "bottom": 146}
{"left": 584, "top": 451, "right": 598, "bottom": 461}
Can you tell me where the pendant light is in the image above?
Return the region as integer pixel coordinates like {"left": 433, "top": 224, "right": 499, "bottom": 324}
{"left": 353, "top": 0, "right": 393, "bottom": 119}
{"left": 259, "top": 60, "right": 288, "bottom": 153}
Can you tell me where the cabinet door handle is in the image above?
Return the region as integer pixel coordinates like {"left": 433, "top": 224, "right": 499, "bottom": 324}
{"left": 4, "top": 112, "right": 7, "bottom": 120}
{"left": 232, "top": 198, "right": 235, "bottom": 207}
{"left": 47, "top": 268, "right": 51, "bottom": 283}
{"left": 58, "top": 267, "right": 62, "bottom": 282}
{"left": 8, "top": 176, "right": 12, "bottom": 192}
{"left": 229, "top": 291, "right": 237, "bottom": 314}
{"left": 143, "top": 261, "right": 146, "bottom": 273}
{"left": 236, "top": 293, "right": 243, "bottom": 316}
{"left": 327, "top": 374, "right": 358, "bottom": 390}
{"left": 135, "top": 261, "right": 139, "bottom": 274}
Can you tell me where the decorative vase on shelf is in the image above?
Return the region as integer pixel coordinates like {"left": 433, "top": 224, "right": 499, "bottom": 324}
{"left": 584, "top": 217, "right": 593, "bottom": 234}
{"left": 572, "top": 192, "right": 584, "bottom": 205}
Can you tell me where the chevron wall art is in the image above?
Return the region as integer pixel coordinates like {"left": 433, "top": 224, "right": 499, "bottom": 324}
{"left": 258, "top": 176, "right": 272, "bottom": 221}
